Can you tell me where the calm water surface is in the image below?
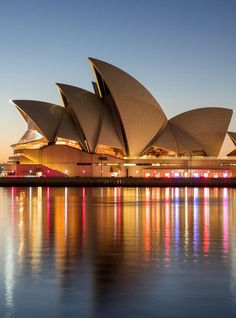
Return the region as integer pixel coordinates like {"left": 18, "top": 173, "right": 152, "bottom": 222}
{"left": 1, "top": 186, "right": 236, "bottom": 317}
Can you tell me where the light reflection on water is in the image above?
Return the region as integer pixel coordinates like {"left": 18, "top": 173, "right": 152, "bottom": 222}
{"left": 0, "top": 187, "right": 236, "bottom": 317}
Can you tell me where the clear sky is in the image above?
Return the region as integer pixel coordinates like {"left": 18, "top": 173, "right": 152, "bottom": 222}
{"left": 0, "top": 0, "right": 235, "bottom": 162}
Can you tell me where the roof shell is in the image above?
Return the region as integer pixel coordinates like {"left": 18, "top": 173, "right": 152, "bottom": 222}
{"left": 12, "top": 60, "right": 234, "bottom": 160}
{"left": 228, "top": 131, "right": 236, "bottom": 146}
{"left": 12, "top": 99, "right": 82, "bottom": 144}
{"left": 96, "top": 103, "right": 124, "bottom": 149}
{"left": 169, "top": 107, "right": 233, "bottom": 156}
{"left": 89, "top": 58, "right": 167, "bottom": 157}
{"left": 153, "top": 122, "right": 203, "bottom": 154}
{"left": 56, "top": 83, "right": 123, "bottom": 152}
{"left": 12, "top": 100, "right": 64, "bottom": 143}
{"left": 56, "top": 111, "right": 82, "bottom": 142}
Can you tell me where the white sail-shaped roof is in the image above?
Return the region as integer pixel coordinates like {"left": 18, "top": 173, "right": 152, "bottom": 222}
{"left": 12, "top": 100, "right": 64, "bottom": 142}
{"left": 57, "top": 84, "right": 104, "bottom": 152}
{"left": 11, "top": 59, "right": 234, "bottom": 160}
{"left": 228, "top": 131, "right": 236, "bottom": 145}
{"left": 152, "top": 123, "right": 177, "bottom": 153}
{"left": 56, "top": 111, "right": 82, "bottom": 142}
{"left": 89, "top": 58, "right": 167, "bottom": 157}
{"left": 218, "top": 133, "right": 236, "bottom": 157}
{"left": 170, "top": 107, "right": 233, "bottom": 156}
{"left": 56, "top": 83, "right": 123, "bottom": 153}
{"left": 96, "top": 104, "right": 123, "bottom": 149}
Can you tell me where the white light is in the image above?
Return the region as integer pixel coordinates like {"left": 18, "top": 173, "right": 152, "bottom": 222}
{"left": 123, "top": 163, "right": 136, "bottom": 166}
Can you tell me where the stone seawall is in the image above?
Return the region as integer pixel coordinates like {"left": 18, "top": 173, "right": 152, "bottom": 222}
{"left": 1, "top": 177, "right": 236, "bottom": 187}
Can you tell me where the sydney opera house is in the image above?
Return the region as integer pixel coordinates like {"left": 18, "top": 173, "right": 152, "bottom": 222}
{"left": 4, "top": 58, "right": 236, "bottom": 177}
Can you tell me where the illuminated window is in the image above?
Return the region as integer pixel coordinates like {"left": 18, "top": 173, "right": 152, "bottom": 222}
{"left": 141, "top": 146, "right": 176, "bottom": 158}
{"left": 55, "top": 137, "right": 82, "bottom": 150}
{"left": 96, "top": 145, "right": 124, "bottom": 159}
{"left": 12, "top": 137, "right": 48, "bottom": 150}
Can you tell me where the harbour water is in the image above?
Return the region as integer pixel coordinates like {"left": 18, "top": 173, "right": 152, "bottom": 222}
{"left": 0, "top": 186, "right": 236, "bottom": 317}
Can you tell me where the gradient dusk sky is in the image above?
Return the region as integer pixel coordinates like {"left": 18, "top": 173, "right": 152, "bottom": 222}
{"left": 0, "top": 0, "right": 235, "bottom": 162}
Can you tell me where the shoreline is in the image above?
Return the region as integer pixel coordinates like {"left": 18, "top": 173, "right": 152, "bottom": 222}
{"left": 1, "top": 176, "right": 236, "bottom": 187}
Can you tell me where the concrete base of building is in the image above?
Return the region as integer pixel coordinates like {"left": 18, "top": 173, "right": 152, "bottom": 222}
{"left": 1, "top": 176, "right": 236, "bottom": 187}
{"left": 3, "top": 145, "right": 236, "bottom": 178}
